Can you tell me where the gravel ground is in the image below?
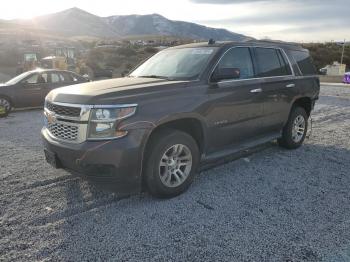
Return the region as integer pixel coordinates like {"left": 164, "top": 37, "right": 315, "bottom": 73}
{"left": 1, "top": 84, "right": 350, "bottom": 261}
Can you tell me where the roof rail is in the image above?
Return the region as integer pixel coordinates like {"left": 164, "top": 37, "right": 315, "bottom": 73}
{"left": 246, "top": 39, "right": 301, "bottom": 47}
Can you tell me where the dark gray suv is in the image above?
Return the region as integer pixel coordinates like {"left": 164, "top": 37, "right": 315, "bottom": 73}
{"left": 42, "top": 40, "right": 320, "bottom": 198}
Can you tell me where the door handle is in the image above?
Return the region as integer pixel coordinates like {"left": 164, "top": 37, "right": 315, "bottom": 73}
{"left": 250, "top": 88, "right": 262, "bottom": 93}
{"left": 286, "top": 83, "right": 295, "bottom": 88}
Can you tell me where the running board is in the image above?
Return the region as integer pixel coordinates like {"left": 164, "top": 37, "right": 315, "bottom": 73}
{"left": 200, "top": 133, "right": 280, "bottom": 171}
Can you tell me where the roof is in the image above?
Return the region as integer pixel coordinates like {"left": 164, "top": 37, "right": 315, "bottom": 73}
{"left": 170, "top": 39, "right": 305, "bottom": 51}
{"left": 28, "top": 68, "right": 76, "bottom": 74}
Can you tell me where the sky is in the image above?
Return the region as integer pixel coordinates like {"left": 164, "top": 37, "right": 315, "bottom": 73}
{"left": 1, "top": 0, "right": 349, "bottom": 42}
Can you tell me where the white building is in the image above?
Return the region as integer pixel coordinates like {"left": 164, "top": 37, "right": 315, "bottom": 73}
{"left": 325, "top": 62, "right": 346, "bottom": 76}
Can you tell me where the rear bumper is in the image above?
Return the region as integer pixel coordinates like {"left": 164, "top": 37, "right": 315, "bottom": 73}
{"left": 41, "top": 127, "right": 147, "bottom": 193}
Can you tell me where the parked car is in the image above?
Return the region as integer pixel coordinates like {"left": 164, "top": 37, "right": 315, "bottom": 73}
{"left": 0, "top": 69, "right": 88, "bottom": 117}
{"left": 343, "top": 72, "right": 350, "bottom": 84}
{"left": 319, "top": 67, "right": 327, "bottom": 75}
{"left": 42, "top": 40, "right": 320, "bottom": 198}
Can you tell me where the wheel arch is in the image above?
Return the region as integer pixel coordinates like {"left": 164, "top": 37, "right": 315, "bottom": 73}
{"left": 292, "top": 97, "right": 312, "bottom": 116}
{"left": 144, "top": 116, "right": 207, "bottom": 156}
{"left": 0, "top": 94, "right": 13, "bottom": 107}
{"left": 140, "top": 116, "right": 207, "bottom": 188}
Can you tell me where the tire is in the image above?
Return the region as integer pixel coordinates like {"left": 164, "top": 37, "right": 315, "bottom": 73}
{"left": 0, "top": 97, "right": 11, "bottom": 118}
{"left": 278, "top": 106, "right": 308, "bottom": 149}
{"left": 144, "top": 129, "right": 200, "bottom": 198}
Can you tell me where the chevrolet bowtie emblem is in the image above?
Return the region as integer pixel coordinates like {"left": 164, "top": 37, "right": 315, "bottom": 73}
{"left": 45, "top": 111, "right": 57, "bottom": 124}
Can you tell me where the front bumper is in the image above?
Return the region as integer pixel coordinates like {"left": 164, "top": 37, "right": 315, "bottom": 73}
{"left": 42, "top": 127, "right": 147, "bottom": 193}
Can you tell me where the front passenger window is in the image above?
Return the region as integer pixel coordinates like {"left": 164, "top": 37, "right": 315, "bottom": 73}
{"left": 23, "top": 74, "right": 39, "bottom": 84}
{"left": 216, "top": 47, "right": 254, "bottom": 80}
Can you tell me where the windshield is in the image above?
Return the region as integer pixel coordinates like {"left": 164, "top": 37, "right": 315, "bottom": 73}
{"left": 130, "top": 47, "right": 218, "bottom": 80}
{"left": 5, "top": 72, "right": 32, "bottom": 85}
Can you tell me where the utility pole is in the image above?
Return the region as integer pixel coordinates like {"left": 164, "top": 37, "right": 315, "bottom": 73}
{"left": 341, "top": 39, "right": 346, "bottom": 65}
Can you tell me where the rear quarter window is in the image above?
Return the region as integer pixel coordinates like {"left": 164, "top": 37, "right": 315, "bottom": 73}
{"left": 288, "top": 50, "right": 316, "bottom": 76}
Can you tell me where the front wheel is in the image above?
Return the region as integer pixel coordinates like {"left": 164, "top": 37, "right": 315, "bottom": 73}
{"left": 0, "top": 97, "right": 11, "bottom": 118}
{"left": 278, "top": 106, "right": 308, "bottom": 149}
{"left": 144, "top": 129, "right": 200, "bottom": 198}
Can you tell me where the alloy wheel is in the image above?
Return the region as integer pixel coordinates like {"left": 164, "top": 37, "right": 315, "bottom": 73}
{"left": 159, "top": 144, "right": 193, "bottom": 188}
{"left": 0, "top": 98, "right": 10, "bottom": 116}
{"left": 291, "top": 115, "right": 306, "bottom": 143}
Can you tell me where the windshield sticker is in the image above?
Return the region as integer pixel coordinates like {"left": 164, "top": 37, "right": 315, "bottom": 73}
{"left": 191, "top": 49, "right": 214, "bottom": 55}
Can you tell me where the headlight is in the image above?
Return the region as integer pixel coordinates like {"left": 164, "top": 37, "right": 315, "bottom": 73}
{"left": 87, "top": 105, "right": 137, "bottom": 140}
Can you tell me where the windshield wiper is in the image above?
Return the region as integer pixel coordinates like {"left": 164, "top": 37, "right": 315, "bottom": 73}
{"left": 138, "top": 75, "right": 171, "bottom": 80}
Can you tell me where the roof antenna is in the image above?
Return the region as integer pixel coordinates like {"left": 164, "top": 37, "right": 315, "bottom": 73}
{"left": 208, "top": 38, "right": 215, "bottom": 45}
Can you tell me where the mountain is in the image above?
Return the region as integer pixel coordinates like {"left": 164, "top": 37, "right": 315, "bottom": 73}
{"left": 13, "top": 8, "right": 118, "bottom": 38}
{"left": 4, "top": 8, "right": 251, "bottom": 41}
{"left": 103, "top": 14, "right": 249, "bottom": 41}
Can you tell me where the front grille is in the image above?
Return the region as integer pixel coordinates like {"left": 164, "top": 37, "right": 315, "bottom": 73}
{"left": 46, "top": 102, "right": 81, "bottom": 117}
{"left": 47, "top": 123, "right": 79, "bottom": 141}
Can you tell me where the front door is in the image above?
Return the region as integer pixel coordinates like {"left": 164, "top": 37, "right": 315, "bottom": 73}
{"left": 13, "top": 72, "right": 48, "bottom": 108}
{"left": 205, "top": 47, "right": 265, "bottom": 153}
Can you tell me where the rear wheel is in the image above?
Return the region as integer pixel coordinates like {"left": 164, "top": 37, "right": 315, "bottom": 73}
{"left": 144, "top": 129, "right": 200, "bottom": 198}
{"left": 278, "top": 106, "right": 308, "bottom": 149}
{"left": 0, "top": 97, "right": 11, "bottom": 118}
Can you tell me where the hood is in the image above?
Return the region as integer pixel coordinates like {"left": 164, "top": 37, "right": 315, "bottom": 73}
{"left": 47, "top": 77, "right": 190, "bottom": 105}
{"left": 0, "top": 83, "right": 8, "bottom": 87}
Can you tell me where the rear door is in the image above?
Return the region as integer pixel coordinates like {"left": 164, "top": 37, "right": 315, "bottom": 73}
{"left": 60, "top": 71, "right": 75, "bottom": 86}
{"left": 252, "top": 47, "right": 297, "bottom": 134}
{"left": 48, "top": 72, "right": 64, "bottom": 91}
{"left": 205, "top": 47, "right": 265, "bottom": 152}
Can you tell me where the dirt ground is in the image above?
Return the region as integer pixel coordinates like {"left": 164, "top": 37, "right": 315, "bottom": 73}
{"left": 1, "top": 84, "right": 350, "bottom": 261}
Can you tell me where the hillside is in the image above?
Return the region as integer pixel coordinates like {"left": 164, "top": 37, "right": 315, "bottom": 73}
{"left": 13, "top": 8, "right": 118, "bottom": 38}
{"left": 2, "top": 7, "right": 251, "bottom": 41}
{"left": 104, "top": 13, "right": 249, "bottom": 41}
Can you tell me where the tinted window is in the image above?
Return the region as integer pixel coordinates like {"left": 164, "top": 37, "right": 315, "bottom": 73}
{"left": 277, "top": 50, "right": 292, "bottom": 75}
{"left": 216, "top": 47, "right": 254, "bottom": 80}
{"left": 60, "top": 72, "right": 73, "bottom": 82}
{"left": 51, "top": 73, "right": 61, "bottom": 83}
{"left": 6, "top": 72, "right": 32, "bottom": 85}
{"left": 23, "top": 74, "right": 39, "bottom": 84}
{"left": 41, "top": 73, "right": 49, "bottom": 83}
{"left": 289, "top": 50, "right": 316, "bottom": 76}
{"left": 254, "top": 48, "right": 290, "bottom": 77}
{"left": 130, "top": 47, "right": 218, "bottom": 80}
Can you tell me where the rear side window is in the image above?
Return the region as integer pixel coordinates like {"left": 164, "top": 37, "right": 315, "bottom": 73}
{"left": 217, "top": 47, "right": 254, "bottom": 80}
{"left": 254, "top": 48, "right": 291, "bottom": 77}
{"left": 289, "top": 50, "right": 316, "bottom": 76}
{"left": 50, "top": 73, "right": 61, "bottom": 83}
{"left": 60, "top": 72, "right": 73, "bottom": 82}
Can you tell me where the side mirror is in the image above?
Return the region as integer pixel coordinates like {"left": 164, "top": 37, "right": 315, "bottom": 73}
{"left": 211, "top": 67, "right": 240, "bottom": 82}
